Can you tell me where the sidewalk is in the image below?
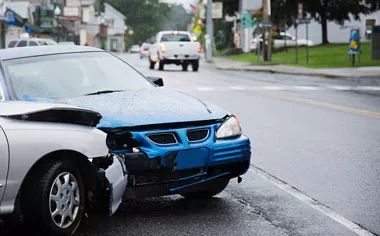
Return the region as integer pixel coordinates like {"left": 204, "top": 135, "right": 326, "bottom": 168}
{"left": 213, "top": 57, "right": 380, "bottom": 78}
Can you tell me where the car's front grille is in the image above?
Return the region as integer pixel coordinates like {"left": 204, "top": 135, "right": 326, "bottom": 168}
{"left": 187, "top": 128, "right": 209, "bottom": 142}
{"left": 147, "top": 133, "right": 178, "bottom": 145}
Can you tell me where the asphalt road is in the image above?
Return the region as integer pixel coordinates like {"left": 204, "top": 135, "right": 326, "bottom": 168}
{"left": 2, "top": 53, "right": 379, "bottom": 235}
{"left": 114, "top": 53, "right": 379, "bottom": 235}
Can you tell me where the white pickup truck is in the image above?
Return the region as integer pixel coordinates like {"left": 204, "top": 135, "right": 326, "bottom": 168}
{"left": 149, "top": 31, "right": 201, "bottom": 71}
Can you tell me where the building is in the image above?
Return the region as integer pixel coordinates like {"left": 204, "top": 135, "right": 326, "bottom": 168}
{"left": 104, "top": 3, "right": 125, "bottom": 52}
{"left": 0, "top": 0, "right": 126, "bottom": 50}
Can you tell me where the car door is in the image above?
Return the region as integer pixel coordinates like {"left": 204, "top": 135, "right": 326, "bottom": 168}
{"left": 0, "top": 124, "right": 9, "bottom": 202}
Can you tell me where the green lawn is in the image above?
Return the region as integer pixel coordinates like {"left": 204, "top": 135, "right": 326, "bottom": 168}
{"left": 229, "top": 43, "right": 380, "bottom": 68}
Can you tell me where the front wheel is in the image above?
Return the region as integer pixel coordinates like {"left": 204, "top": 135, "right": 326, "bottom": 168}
{"left": 181, "top": 178, "right": 229, "bottom": 199}
{"left": 22, "top": 160, "right": 86, "bottom": 235}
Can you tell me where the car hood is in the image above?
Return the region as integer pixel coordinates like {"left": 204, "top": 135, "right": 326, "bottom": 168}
{"left": 65, "top": 88, "right": 227, "bottom": 128}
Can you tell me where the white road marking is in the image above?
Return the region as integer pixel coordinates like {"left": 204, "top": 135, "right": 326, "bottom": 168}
{"left": 230, "top": 86, "right": 246, "bottom": 90}
{"left": 260, "top": 86, "right": 286, "bottom": 90}
{"left": 250, "top": 166, "right": 376, "bottom": 236}
{"left": 328, "top": 86, "right": 353, "bottom": 90}
{"left": 196, "top": 87, "right": 216, "bottom": 91}
{"left": 292, "top": 86, "right": 321, "bottom": 90}
{"left": 191, "top": 85, "right": 380, "bottom": 92}
{"left": 354, "top": 86, "right": 380, "bottom": 91}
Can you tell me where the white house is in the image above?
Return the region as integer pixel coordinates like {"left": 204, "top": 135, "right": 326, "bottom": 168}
{"left": 244, "top": 0, "right": 380, "bottom": 44}
{"left": 104, "top": 2, "right": 126, "bottom": 52}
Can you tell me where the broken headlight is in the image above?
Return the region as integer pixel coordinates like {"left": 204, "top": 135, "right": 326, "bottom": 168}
{"left": 216, "top": 116, "right": 242, "bottom": 139}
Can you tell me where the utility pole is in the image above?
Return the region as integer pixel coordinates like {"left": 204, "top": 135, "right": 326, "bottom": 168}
{"left": 206, "top": 0, "right": 213, "bottom": 62}
{"left": 262, "top": 0, "right": 271, "bottom": 61}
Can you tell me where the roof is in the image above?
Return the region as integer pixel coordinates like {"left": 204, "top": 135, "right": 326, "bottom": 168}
{"left": 5, "top": 1, "right": 30, "bottom": 19}
{"left": 104, "top": 3, "right": 126, "bottom": 20}
{"left": 0, "top": 46, "right": 103, "bottom": 61}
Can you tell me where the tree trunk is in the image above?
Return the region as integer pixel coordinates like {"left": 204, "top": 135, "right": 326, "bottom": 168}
{"left": 321, "top": 14, "right": 329, "bottom": 44}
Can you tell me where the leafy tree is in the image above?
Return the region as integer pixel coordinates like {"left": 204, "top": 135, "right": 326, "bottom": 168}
{"left": 164, "top": 4, "right": 192, "bottom": 31}
{"left": 105, "top": 0, "right": 171, "bottom": 46}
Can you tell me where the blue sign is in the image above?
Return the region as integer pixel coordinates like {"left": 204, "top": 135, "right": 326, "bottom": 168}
{"left": 348, "top": 29, "right": 360, "bottom": 55}
{"left": 5, "top": 10, "right": 16, "bottom": 25}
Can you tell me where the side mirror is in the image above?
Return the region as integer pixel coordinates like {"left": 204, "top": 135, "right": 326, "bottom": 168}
{"left": 147, "top": 76, "right": 164, "bottom": 87}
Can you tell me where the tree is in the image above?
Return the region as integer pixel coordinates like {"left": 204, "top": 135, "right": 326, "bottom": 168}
{"left": 164, "top": 4, "right": 192, "bottom": 31}
{"left": 105, "top": 0, "right": 171, "bottom": 46}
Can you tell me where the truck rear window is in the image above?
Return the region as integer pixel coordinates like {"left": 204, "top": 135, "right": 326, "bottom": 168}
{"left": 161, "top": 34, "right": 190, "bottom": 42}
{"left": 8, "top": 41, "right": 17, "bottom": 48}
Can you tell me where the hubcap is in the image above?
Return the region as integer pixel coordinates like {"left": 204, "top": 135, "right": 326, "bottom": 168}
{"left": 49, "top": 172, "right": 80, "bottom": 229}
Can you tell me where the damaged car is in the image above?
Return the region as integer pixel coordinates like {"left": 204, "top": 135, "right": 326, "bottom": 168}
{"left": 0, "top": 102, "right": 128, "bottom": 235}
{"left": 0, "top": 46, "right": 251, "bottom": 202}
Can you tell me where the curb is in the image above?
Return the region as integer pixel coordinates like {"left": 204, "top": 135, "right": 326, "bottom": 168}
{"left": 214, "top": 64, "right": 380, "bottom": 79}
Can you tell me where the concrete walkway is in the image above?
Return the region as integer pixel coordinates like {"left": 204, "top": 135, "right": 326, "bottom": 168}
{"left": 214, "top": 57, "right": 380, "bottom": 78}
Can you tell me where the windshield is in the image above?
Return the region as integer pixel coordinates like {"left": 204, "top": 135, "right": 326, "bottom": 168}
{"left": 3, "top": 52, "right": 153, "bottom": 100}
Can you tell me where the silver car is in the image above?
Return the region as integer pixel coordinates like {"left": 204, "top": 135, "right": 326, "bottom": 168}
{"left": 0, "top": 102, "right": 128, "bottom": 235}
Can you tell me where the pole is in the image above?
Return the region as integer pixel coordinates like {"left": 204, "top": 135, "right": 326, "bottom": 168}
{"left": 306, "top": 22, "right": 309, "bottom": 64}
{"left": 206, "top": 0, "right": 213, "bottom": 62}
{"left": 295, "top": 23, "right": 298, "bottom": 64}
{"left": 262, "top": 0, "right": 272, "bottom": 61}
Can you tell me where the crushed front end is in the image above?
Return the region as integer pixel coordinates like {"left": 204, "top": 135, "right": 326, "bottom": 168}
{"left": 101, "top": 116, "right": 251, "bottom": 199}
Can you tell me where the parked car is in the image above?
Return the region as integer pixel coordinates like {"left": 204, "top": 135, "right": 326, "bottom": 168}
{"left": 250, "top": 32, "right": 314, "bottom": 50}
{"left": 140, "top": 42, "right": 151, "bottom": 59}
{"left": 0, "top": 101, "right": 128, "bottom": 235}
{"left": 58, "top": 41, "right": 76, "bottom": 46}
{"left": 129, "top": 44, "right": 141, "bottom": 53}
{"left": 7, "top": 38, "right": 57, "bottom": 48}
{"left": 0, "top": 46, "right": 251, "bottom": 206}
{"left": 149, "top": 31, "right": 201, "bottom": 71}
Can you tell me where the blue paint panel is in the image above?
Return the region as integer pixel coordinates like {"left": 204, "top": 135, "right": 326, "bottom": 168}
{"left": 174, "top": 148, "right": 209, "bottom": 170}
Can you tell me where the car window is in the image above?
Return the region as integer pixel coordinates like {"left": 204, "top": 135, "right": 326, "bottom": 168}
{"left": 39, "top": 41, "right": 48, "bottom": 45}
{"left": 7, "top": 40, "right": 17, "bottom": 48}
{"left": 29, "top": 41, "right": 39, "bottom": 46}
{"left": 3, "top": 52, "right": 153, "bottom": 100}
{"left": 17, "top": 40, "right": 27, "bottom": 47}
{"left": 160, "top": 34, "right": 190, "bottom": 42}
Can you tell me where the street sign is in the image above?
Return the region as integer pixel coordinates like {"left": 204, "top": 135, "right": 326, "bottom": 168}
{"left": 4, "top": 10, "right": 16, "bottom": 25}
{"left": 348, "top": 28, "right": 360, "bottom": 66}
{"left": 258, "top": 22, "right": 272, "bottom": 29}
{"left": 348, "top": 29, "right": 360, "bottom": 55}
{"left": 242, "top": 11, "right": 254, "bottom": 29}
{"left": 212, "top": 2, "right": 223, "bottom": 19}
{"left": 297, "top": 18, "right": 311, "bottom": 24}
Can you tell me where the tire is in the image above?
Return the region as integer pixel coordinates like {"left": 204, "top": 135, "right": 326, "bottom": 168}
{"left": 181, "top": 178, "right": 229, "bottom": 199}
{"left": 158, "top": 61, "right": 164, "bottom": 71}
{"left": 149, "top": 60, "right": 155, "bottom": 70}
{"left": 22, "top": 160, "right": 86, "bottom": 235}
{"left": 192, "top": 60, "right": 199, "bottom": 72}
{"left": 182, "top": 63, "right": 188, "bottom": 71}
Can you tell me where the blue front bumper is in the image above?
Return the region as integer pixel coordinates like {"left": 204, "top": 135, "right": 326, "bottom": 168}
{"left": 111, "top": 123, "right": 251, "bottom": 197}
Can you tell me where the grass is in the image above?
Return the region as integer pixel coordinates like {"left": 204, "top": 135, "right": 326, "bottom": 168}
{"left": 228, "top": 43, "right": 380, "bottom": 68}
